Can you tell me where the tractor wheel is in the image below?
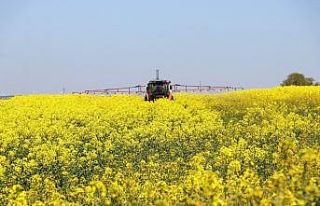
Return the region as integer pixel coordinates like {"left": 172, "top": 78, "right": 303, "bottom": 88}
{"left": 145, "top": 95, "right": 154, "bottom": 102}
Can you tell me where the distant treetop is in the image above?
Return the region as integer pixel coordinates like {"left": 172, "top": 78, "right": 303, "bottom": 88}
{"left": 281, "top": 72, "right": 319, "bottom": 86}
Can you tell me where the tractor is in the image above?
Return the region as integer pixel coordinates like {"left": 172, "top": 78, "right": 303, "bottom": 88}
{"left": 144, "top": 70, "right": 174, "bottom": 101}
{"left": 144, "top": 80, "right": 174, "bottom": 101}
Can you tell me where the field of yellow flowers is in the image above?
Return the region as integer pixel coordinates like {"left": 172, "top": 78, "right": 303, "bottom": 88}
{"left": 0, "top": 86, "right": 320, "bottom": 205}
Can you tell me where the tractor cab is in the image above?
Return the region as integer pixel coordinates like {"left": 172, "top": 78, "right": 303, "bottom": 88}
{"left": 145, "top": 80, "right": 173, "bottom": 101}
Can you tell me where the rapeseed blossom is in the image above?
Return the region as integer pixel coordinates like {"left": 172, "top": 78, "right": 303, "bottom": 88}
{"left": 0, "top": 86, "right": 319, "bottom": 205}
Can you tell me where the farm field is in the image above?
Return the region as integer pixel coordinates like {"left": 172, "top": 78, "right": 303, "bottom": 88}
{"left": 0, "top": 87, "right": 320, "bottom": 205}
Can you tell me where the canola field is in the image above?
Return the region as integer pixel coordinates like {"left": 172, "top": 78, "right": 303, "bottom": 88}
{"left": 0, "top": 86, "right": 320, "bottom": 205}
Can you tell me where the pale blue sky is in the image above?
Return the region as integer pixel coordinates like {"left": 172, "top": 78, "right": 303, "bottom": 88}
{"left": 0, "top": 0, "right": 320, "bottom": 94}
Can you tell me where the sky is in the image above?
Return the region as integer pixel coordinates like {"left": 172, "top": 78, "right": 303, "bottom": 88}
{"left": 0, "top": 0, "right": 320, "bottom": 95}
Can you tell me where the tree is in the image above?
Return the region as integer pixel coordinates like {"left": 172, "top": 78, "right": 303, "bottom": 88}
{"left": 281, "top": 72, "right": 315, "bottom": 86}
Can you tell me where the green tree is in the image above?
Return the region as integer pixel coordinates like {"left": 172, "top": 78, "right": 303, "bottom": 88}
{"left": 281, "top": 72, "right": 315, "bottom": 86}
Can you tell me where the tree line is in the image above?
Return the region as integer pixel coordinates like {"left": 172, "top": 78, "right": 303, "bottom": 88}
{"left": 281, "top": 72, "right": 319, "bottom": 86}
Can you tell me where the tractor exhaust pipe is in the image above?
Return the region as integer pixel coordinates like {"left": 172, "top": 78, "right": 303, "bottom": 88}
{"left": 156, "top": 69, "right": 160, "bottom": 80}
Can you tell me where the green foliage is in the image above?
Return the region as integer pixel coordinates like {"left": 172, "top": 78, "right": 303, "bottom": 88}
{"left": 281, "top": 72, "right": 316, "bottom": 86}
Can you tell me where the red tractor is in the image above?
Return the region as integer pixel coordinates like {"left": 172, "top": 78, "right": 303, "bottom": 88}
{"left": 144, "top": 79, "right": 174, "bottom": 101}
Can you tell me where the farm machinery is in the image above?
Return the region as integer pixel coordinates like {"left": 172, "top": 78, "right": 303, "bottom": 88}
{"left": 78, "top": 70, "right": 244, "bottom": 101}
{"left": 144, "top": 70, "right": 174, "bottom": 101}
